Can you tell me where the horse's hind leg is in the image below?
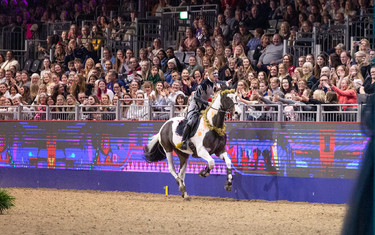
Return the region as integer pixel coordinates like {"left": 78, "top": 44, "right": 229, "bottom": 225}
{"left": 166, "top": 152, "right": 188, "bottom": 199}
{"left": 219, "top": 152, "right": 233, "bottom": 191}
{"left": 178, "top": 156, "right": 189, "bottom": 199}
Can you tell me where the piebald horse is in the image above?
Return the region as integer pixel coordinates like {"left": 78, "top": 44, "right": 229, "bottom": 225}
{"left": 144, "top": 89, "right": 241, "bottom": 199}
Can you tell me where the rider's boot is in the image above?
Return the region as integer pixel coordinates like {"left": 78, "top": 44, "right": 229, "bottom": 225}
{"left": 179, "top": 124, "right": 192, "bottom": 150}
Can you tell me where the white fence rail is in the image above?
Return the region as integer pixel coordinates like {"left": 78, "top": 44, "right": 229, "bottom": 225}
{"left": 0, "top": 103, "right": 365, "bottom": 122}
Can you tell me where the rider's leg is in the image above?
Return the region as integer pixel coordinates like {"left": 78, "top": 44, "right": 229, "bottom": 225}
{"left": 179, "top": 121, "right": 192, "bottom": 150}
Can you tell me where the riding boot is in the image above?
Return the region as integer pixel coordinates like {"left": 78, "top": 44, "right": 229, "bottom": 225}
{"left": 179, "top": 124, "right": 192, "bottom": 150}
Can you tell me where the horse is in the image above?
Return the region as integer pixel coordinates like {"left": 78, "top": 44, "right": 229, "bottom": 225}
{"left": 144, "top": 89, "right": 242, "bottom": 199}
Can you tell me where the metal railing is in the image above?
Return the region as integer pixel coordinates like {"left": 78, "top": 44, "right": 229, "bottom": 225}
{"left": 0, "top": 103, "right": 365, "bottom": 122}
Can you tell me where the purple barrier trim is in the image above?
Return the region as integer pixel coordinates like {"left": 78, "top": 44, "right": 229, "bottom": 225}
{"left": 0, "top": 167, "right": 354, "bottom": 204}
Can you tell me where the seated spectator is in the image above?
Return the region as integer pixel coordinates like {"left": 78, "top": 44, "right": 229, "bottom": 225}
{"left": 97, "top": 79, "right": 114, "bottom": 101}
{"left": 246, "top": 28, "right": 263, "bottom": 62}
{"left": 283, "top": 4, "right": 299, "bottom": 27}
{"left": 279, "top": 22, "right": 290, "bottom": 40}
{"left": 127, "top": 90, "right": 148, "bottom": 120}
{"left": 150, "top": 38, "right": 163, "bottom": 60}
{"left": 302, "top": 62, "right": 317, "bottom": 89}
{"left": 179, "top": 27, "right": 199, "bottom": 52}
{"left": 186, "top": 56, "right": 203, "bottom": 77}
{"left": 181, "top": 69, "right": 196, "bottom": 97}
{"left": 174, "top": 93, "right": 188, "bottom": 117}
{"left": 168, "top": 80, "right": 184, "bottom": 103}
{"left": 253, "top": 35, "right": 271, "bottom": 67}
{"left": 100, "top": 94, "right": 115, "bottom": 120}
{"left": 1, "top": 51, "right": 20, "bottom": 71}
{"left": 101, "top": 47, "right": 116, "bottom": 72}
{"left": 348, "top": 65, "right": 364, "bottom": 92}
{"left": 140, "top": 60, "right": 151, "bottom": 82}
{"left": 216, "top": 14, "right": 230, "bottom": 40}
{"left": 0, "top": 97, "right": 16, "bottom": 120}
{"left": 0, "top": 83, "right": 10, "bottom": 98}
{"left": 248, "top": 5, "right": 269, "bottom": 30}
{"left": 147, "top": 66, "right": 162, "bottom": 86}
{"left": 363, "top": 66, "right": 375, "bottom": 94}
{"left": 34, "top": 92, "right": 47, "bottom": 120}
{"left": 355, "top": 51, "right": 371, "bottom": 79}
{"left": 150, "top": 81, "right": 170, "bottom": 119}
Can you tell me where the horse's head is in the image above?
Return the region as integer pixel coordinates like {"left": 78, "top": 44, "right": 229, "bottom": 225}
{"left": 220, "top": 89, "right": 242, "bottom": 120}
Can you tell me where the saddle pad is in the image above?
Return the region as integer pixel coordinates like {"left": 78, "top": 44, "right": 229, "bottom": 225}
{"left": 176, "top": 118, "right": 201, "bottom": 138}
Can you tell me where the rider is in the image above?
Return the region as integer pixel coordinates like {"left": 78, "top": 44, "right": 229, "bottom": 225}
{"left": 178, "top": 67, "right": 227, "bottom": 150}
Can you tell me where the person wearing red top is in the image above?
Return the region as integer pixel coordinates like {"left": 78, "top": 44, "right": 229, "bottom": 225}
{"left": 322, "top": 77, "right": 357, "bottom": 111}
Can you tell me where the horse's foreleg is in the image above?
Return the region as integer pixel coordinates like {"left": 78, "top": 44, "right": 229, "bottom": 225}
{"left": 219, "top": 152, "right": 233, "bottom": 191}
{"left": 197, "top": 147, "right": 214, "bottom": 177}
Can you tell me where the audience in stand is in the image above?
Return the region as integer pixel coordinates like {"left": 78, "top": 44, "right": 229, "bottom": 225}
{"left": 0, "top": 0, "right": 374, "bottom": 121}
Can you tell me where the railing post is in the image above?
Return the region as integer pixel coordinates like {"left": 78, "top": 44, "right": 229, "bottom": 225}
{"left": 357, "top": 104, "right": 362, "bottom": 122}
{"left": 100, "top": 47, "right": 104, "bottom": 63}
{"left": 170, "top": 103, "right": 174, "bottom": 118}
{"left": 240, "top": 104, "right": 245, "bottom": 121}
{"left": 312, "top": 26, "right": 317, "bottom": 53}
{"left": 283, "top": 39, "right": 287, "bottom": 55}
{"left": 18, "top": 105, "right": 23, "bottom": 120}
{"left": 46, "top": 105, "right": 50, "bottom": 121}
{"left": 75, "top": 104, "right": 79, "bottom": 121}
{"left": 316, "top": 104, "right": 321, "bottom": 122}
{"left": 148, "top": 103, "right": 152, "bottom": 121}
{"left": 277, "top": 104, "right": 283, "bottom": 121}
{"left": 116, "top": 101, "right": 120, "bottom": 121}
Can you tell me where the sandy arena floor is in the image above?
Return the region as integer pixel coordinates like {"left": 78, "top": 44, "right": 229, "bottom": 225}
{"left": 0, "top": 188, "right": 346, "bottom": 234}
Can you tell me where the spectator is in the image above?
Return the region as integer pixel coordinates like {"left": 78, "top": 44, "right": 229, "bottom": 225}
{"left": 324, "top": 77, "right": 357, "bottom": 111}
{"left": 180, "top": 27, "right": 199, "bottom": 52}
{"left": 216, "top": 14, "right": 230, "bottom": 40}
{"left": 127, "top": 90, "right": 148, "bottom": 120}
{"left": 248, "top": 5, "right": 269, "bottom": 30}
{"left": 168, "top": 80, "right": 184, "bottom": 103}
{"left": 150, "top": 38, "right": 163, "bottom": 60}
{"left": 257, "top": 34, "right": 283, "bottom": 71}
{"left": 186, "top": 56, "right": 203, "bottom": 77}
{"left": 1, "top": 51, "right": 20, "bottom": 71}
{"left": 302, "top": 62, "right": 318, "bottom": 89}
{"left": 253, "top": 34, "right": 271, "bottom": 66}
{"left": 147, "top": 66, "right": 162, "bottom": 86}
{"left": 97, "top": 79, "right": 114, "bottom": 101}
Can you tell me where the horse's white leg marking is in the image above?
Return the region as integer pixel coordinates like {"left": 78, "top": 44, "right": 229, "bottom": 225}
{"left": 178, "top": 160, "right": 188, "bottom": 184}
{"left": 166, "top": 152, "right": 178, "bottom": 179}
{"left": 219, "top": 152, "right": 233, "bottom": 182}
{"left": 197, "top": 147, "right": 215, "bottom": 169}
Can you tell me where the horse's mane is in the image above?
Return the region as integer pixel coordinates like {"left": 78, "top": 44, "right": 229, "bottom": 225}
{"left": 200, "top": 89, "right": 235, "bottom": 137}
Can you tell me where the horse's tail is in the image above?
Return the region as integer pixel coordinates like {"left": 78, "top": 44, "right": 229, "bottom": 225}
{"left": 143, "top": 133, "right": 166, "bottom": 162}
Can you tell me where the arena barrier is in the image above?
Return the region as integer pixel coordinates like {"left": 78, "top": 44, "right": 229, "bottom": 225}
{"left": 0, "top": 121, "right": 367, "bottom": 204}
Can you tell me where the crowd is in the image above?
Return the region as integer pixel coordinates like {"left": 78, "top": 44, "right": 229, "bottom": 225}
{"left": 0, "top": 0, "right": 374, "bottom": 121}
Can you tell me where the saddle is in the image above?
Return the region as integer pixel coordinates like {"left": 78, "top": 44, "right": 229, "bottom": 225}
{"left": 176, "top": 118, "right": 201, "bottom": 138}
{"left": 176, "top": 118, "right": 201, "bottom": 158}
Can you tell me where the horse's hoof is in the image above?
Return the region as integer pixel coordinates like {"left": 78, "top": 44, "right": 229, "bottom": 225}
{"left": 184, "top": 195, "right": 191, "bottom": 201}
{"left": 225, "top": 182, "right": 232, "bottom": 191}
{"left": 199, "top": 170, "right": 210, "bottom": 177}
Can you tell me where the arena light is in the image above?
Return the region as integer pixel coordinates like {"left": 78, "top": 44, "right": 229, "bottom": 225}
{"left": 180, "top": 11, "right": 188, "bottom": 20}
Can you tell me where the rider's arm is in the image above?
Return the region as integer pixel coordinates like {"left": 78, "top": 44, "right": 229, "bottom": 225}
{"left": 193, "top": 85, "right": 209, "bottom": 106}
